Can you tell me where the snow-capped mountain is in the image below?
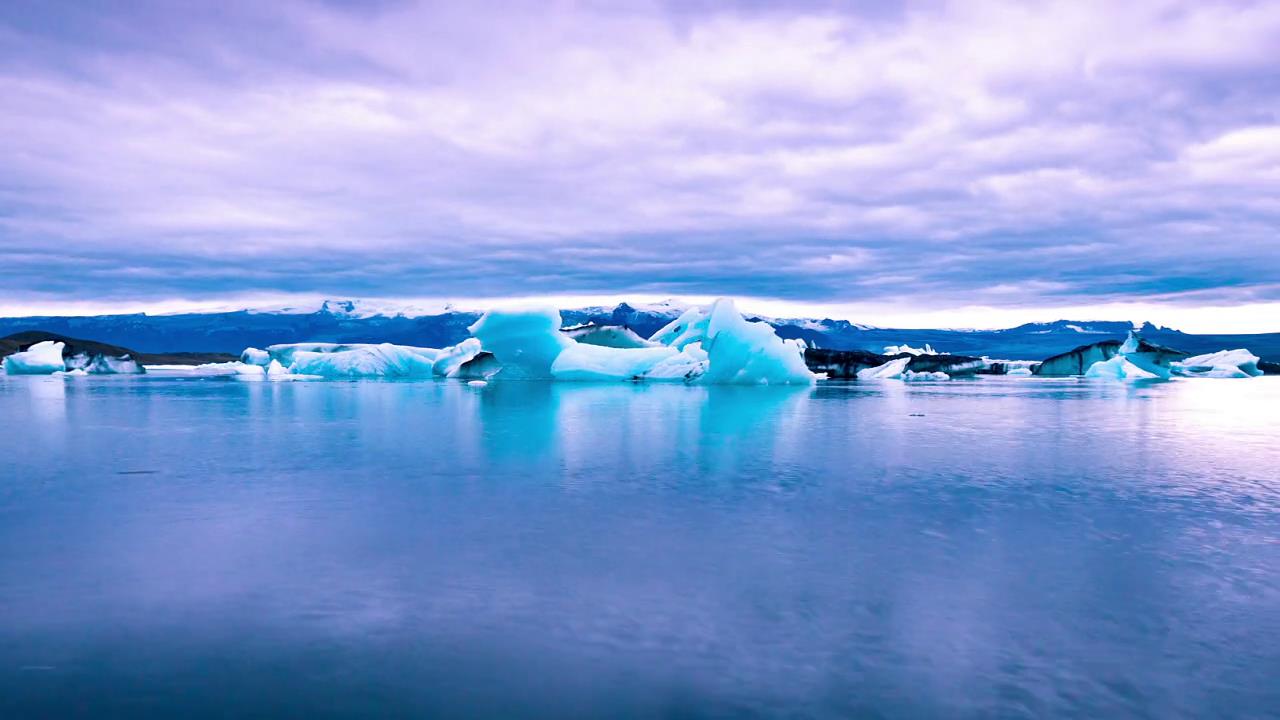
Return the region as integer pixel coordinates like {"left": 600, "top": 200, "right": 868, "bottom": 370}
{"left": 0, "top": 300, "right": 1275, "bottom": 361}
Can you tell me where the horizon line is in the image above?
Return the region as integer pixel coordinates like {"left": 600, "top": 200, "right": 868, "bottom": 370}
{"left": 2, "top": 294, "right": 1279, "bottom": 335}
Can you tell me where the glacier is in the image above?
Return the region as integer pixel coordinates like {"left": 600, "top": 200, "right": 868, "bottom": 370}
{"left": 3, "top": 341, "right": 66, "bottom": 375}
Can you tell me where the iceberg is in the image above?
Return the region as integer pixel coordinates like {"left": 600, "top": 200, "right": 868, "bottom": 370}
{"left": 561, "top": 323, "right": 657, "bottom": 349}
{"left": 1084, "top": 355, "right": 1159, "bottom": 380}
{"left": 430, "top": 338, "right": 485, "bottom": 377}
{"left": 1171, "top": 349, "right": 1263, "bottom": 378}
{"left": 550, "top": 343, "right": 681, "bottom": 382}
{"left": 904, "top": 370, "right": 950, "bottom": 381}
{"left": 647, "top": 299, "right": 814, "bottom": 385}
{"left": 65, "top": 352, "right": 144, "bottom": 374}
{"left": 469, "top": 299, "right": 812, "bottom": 384}
{"left": 452, "top": 351, "right": 502, "bottom": 380}
{"left": 288, "top": 343, "right": 438, "bottom": 378}
{"left": 696, "top": 300, "right": 814, "bottom": 384}
{"left": 858, "top": 357, "right": 911, "bottom": 380}
{"left": 264, "top": 342, "right": 439, "bottom": 367}
{"left": 468, "top": 308, "right": 574, "bottom": 379}
{"left": 1033, "top": 340, "right": 1122, "bottom": 376}
{"left": 241, "top": 347, "right": 270, "bottom": 366}
{"left": 883, "top": 343, "right": 943, "bottom": 356}
{"left": 3, "top": 341, "right": 66, "bottom": 375}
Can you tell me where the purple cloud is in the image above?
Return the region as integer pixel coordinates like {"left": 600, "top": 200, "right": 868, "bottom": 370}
{"left": 1, "top": 0, "right": 1278, "bottom": 328}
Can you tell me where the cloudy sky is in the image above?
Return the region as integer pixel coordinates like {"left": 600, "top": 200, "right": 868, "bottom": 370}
{"left": 1, "top": 0, "right": 1278, "bottom": 330}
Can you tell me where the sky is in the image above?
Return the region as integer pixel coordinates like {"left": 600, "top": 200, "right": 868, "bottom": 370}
{"left": 1, "top": 0, "right": 1278, "bottom": 331}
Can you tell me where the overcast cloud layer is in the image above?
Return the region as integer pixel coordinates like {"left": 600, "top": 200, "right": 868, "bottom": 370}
{"left": 1, "top": 0, "right": 1278, "bottom": 329}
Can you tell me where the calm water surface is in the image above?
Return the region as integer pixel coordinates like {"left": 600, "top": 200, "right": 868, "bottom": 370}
{"left": 0, "top": 375, "right": 1277, "bottom": 718}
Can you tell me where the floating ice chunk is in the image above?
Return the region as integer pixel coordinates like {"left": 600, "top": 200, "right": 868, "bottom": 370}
{"left": 468, "top": 308, "right": 573, "bottom": 379}
{"left": 1172, "top": 349, "right": 1262, "bottom": 378}
{"left": 647, "top": 300, "right": 814, "bottom": 384}
{"left": 1084, "top": 355, "right": 1159, "bottom": 380}
{"left": 431, "top": 338, "right": 484, "bottom": 377}
{"left": 884, "top": 343, "right": 944, "bottom": 356}
{"left": 241, "top": 347, "right": 270, "bottom": 366}
{"left": 265, "top": 342, "right": 440, "bottom": 367}
{"left": 1007, "top": 367, "right": 1034, "bottom": 377}
{"left": 904, "top": 371, "right": 949, "bottom": 381}
{"left": 266, "top": 359, "right": 292, "bottom": 380}
{"left": 467, "top": 380, "right": 487, "bottom": 387}
{"left": 551, "top": 343, "right": 681, "bottom": 382}
{"left": 56, "top": 368, "right": 89, "bottom": 377}
{"left": 644, "top": 343, "right": 709, "bottom": 382}
{"left": 287, "top": 343, "right": 437, "bottom": 378}
{"left": 180, "top": 361, "right": 266, "bottom": 377}
{"left": 561, "top": 323, "right": 657, "bottom": 349}
{"left": 650, "top": 306, "right": 715, "bottom": 350}
{"left": 3, "top": 341, "right": 66, "bottom": 375}
{"left": 857, "top": 357, "right": 911, "bottom": 380}
{"left": 65, "top": 352, "right": 144, "bottom": 374}
{"left": 452, "top": 351, "right": 502, "bottom": 380}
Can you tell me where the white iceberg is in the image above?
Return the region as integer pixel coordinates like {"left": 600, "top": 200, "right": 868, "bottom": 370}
{"left": 1084, "top": 355, "right": 1159, "bottom": 380}
{"left": 430, "top": 338, "right": 485, "bottom": 377}
{"left": 883, "top": 343, "right": 943, "bottom": 356}
{"left": 469, "top": 298, "right": 812, "bottom": 385}
{"left": 1171, "top": 349, "right": 1262, "bottom": 379}
{"left": 241, "top": 347, "right": 271, "bottom": 366}
{"left": 468, "top": 308, "right": 573, "bottom": 379}
{"left": 3, "top": 341, "right": 66, "bottom": 375}
{"left": 904, "top": 370, "right": 950, "bottom": 381}
{"left": 287, "top": 343, "right": 438, "bottom": 378}
{"left": 854, "top": 356, "right": 950, "bottom": 381}
{"left": 266, "top": 359, "right": 293, "bottom": 380}
{"left": 857, "top": 357, "right": 911, "bottom": 380}
{"left": 551, "top": 343, "right": 682, "bottom": 382}
{"left": 561, "top": 323, "right": 657, "bottom": 349}
{"left": 646, "top": 299, "right": 814, "bottom": 385}
{"left": 1080, "top": 332, "right": 1188, "bottom": 381}
{"left": 1007, "top": 367, "right": 1034, "bottom": 377}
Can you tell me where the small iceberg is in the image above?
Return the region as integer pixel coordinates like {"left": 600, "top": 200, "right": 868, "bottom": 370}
{"left": 3, "top": 341, "right": 66, "bottom": 375}
{"left": 883, "top": 343, "right": 943, "bottom": 356}
{"left": 1171, "top": 349, "right": 1263, "bottom": 379}
{"left": 288, "top": 343, "right": 438, "bottom": 378}
{"left": 1081, "top": 332, "right": 1190, "bottom": 381}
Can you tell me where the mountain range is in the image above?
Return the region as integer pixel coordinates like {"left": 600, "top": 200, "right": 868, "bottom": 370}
{"left": 1, "top": 300, "right": 1277, "bottom": 361}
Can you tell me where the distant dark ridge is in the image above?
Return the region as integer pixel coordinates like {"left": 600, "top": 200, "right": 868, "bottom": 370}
{"left": 1, "top": 304, "right": 1278, "bottom": 361}
{"left": 1, "top": 331, "right": 235, "bottom": 366}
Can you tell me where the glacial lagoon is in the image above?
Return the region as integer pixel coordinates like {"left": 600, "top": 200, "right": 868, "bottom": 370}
{"left": 1, "top": 375, "right": 1277, "bottom": 718}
